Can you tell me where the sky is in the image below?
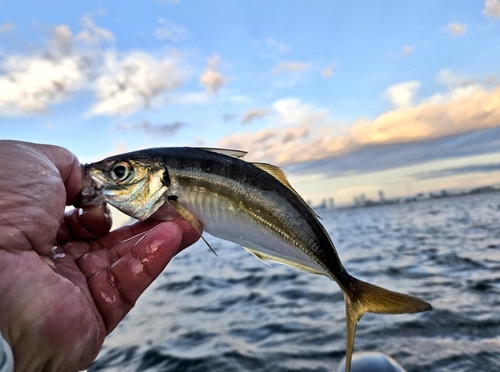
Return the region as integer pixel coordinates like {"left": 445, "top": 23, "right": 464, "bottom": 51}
{"left": 1, "top": 0, "right": 500, "bottom": 206}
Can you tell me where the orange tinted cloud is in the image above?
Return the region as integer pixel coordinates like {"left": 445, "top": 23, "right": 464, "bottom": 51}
{"left": 483, "top": 0, "right": 500, "bottom": 18}
{"left": 272, "top": 61, "right": 310, "bottom": 74}
{"left": 447, "top": 22, "right": 467, "bottom": 36}
{"left": 200, "top": 54, "right": 226, "bottom": 94}
{"left": 218, "top": 83, "right": 500, "bottom": 165}
{"left": 354, "top": 84, "right": 500, "bottom": 145}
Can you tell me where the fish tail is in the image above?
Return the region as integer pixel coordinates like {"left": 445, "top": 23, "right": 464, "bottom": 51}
{"left": 342, "top": 275, "right": 431, "bottom": 372}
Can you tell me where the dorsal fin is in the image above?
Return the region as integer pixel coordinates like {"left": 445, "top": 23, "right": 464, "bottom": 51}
{"left": 199, "top": 147, "right": 247, "bottom": 159}
{"left": 252, "top": 162, "right": 322, "bottom": 220}
{"left": 252, "top": 163, "right": 292, "bottom": 189}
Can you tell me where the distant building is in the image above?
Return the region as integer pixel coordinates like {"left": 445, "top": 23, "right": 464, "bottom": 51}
{"left": 378, "top": 190, "right": 386, "bottom": 203}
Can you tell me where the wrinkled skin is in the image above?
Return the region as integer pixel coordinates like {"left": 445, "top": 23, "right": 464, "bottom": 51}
{"left": 0, "top": 141, "right": 200, "bottom": 372}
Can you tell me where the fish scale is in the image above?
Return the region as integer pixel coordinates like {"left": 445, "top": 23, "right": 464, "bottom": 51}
{"left": 81, "top": 146, "right": 432, "bottom": 372}
{"left": 173, "top": 170, "right": 326, "bottom": 273}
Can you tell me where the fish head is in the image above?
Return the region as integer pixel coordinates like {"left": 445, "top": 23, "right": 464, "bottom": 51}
{"left": 81, "top": 157, "right": 169, "bottom": 220}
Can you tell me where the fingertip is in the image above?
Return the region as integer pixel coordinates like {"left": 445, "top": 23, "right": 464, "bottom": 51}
{"left": 135, "top": 222, "right": 184, "bottom": 272}
{"left": 101, "top": 223, "right": 183, "bottom": 313}
{"left": 64, "top": 204, "right": 113, "bottom": 240}
{"left": 89, "top": 222, "right": 187, "bottom": 333}
{"left": 79, "top": 204, "right": 113, "bottom": 235}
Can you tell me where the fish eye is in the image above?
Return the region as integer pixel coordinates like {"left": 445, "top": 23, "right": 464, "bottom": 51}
{"left": 111, "top": 162, "right": 131, "bottom": 182}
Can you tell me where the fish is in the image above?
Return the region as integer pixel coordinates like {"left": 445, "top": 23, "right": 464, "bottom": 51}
{"left": 80, "top": 147, "right": 431, "bottom": 372}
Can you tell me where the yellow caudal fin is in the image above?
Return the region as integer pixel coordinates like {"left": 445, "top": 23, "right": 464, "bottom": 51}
{"left": 342, "top": 277, "right": 431, "bottom": 372}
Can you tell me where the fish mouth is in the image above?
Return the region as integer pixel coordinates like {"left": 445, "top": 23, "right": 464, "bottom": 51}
{"left": 79, "top": 165, "right": 107, "bottom": 207}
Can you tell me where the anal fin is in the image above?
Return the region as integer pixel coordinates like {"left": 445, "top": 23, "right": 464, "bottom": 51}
{"left": 242, "top": 246, "right": 325, "bottom": 275}
{"left": 242, "top": 247, "right": 272, "bottom": 266}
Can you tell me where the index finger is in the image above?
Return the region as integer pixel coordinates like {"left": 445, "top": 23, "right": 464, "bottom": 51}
{"left": 87, "top": 222, "right": 184, "bottom": 332}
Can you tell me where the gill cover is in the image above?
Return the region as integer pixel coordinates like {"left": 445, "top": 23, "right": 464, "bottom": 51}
{"left": 82, "top": 159, "right": 170, "bottom": 220}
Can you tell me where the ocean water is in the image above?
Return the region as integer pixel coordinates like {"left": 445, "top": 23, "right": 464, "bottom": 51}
{"left": 88, "top": 192, "right": 500, "bottom": 372}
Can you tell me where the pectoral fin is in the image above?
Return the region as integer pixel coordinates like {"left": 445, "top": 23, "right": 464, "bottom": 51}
{"left": 168, "top": 198, "right": 217, "bottom": 256}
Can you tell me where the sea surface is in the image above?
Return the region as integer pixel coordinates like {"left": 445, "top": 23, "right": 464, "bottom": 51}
{"left": 88, "top": 192, "right": 500, "bottom": 372}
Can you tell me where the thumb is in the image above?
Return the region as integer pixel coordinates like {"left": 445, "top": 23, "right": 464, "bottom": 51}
{"left": 27, "top": 143, "right": 83, "bottom": 205}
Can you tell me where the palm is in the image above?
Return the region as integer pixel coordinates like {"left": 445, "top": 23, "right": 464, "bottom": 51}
{"left": 0, "top": 141, "right": 199, "bottom": 371}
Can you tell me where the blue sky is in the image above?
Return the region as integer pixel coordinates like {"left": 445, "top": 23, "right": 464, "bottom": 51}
{"left": 1, "top": 0, "right": 500, "bottom": 205}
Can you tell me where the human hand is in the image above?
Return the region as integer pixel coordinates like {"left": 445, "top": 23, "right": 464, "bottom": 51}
{"left": 0, "top": 141, "right": 200, "bottom": 372}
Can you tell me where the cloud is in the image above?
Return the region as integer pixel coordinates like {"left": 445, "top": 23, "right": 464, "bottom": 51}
{"left": 168, "top": 92, "right": 209, "bottom": 105}
{"left": 289, "top": 128, "right": 500, "bottom": 178}
{"left": 219, "top": 98, "right": 330, "bottom": 164}
{"left": 241, "top": 108, "right": 270, "bottom": 125}
{"left": 483, "top": 0, "right": 500, "bottom": 18}
{"left": 90, "top": 51, "right": 183, "bottom": 116}
{"left": 352, "top": 83, "right": 500, "bottom": 146}
{"left": 0, "top": 16, "right": 117, "bottom": 117}
{"left": 217, "top": 79, "right": 500, "bottom": 168}
{"left": 120, "top": 120, "right": 184, "bottom": 137}
{"left": 0, "top": 16, "right": 190, "bottom": 118}
{"left": 154, "top": 18, "right": 187, "bottom": 42}
{"left": 412, "top": 161, "right": 500, "bottom": 180}
{"left": 386, "top": 45, "right": 415, "bottom": 61}
{"left": 272, "top": 61, "right": 309, "bottom": 74}
{"left": 273, "top": 98, "right": 328, "bottom": 126}
{"left": 0, "top": 23, "right": 14, "bottom": 33}
{"left": 50, "top": 25, "right": 73, "bottom": 55}
{"left": 0, "top": 26, "right": 90, "bottom": 116}
{"left": 402, "top": 45, "right": 414, "bottom": 55}
{"left": 0, "top": 55, "right": 86, "bottom": 115}
{"left": 75, "top": 15, "right": 114, "bottom": 45}
{"left": 265, "top": 38, "right": 290, "bottom": 54}
{"left": 447, "top": 22, "right": 467, "bottom": 36}
{"left": 437, "top": 69, "right": 473, "bottom": 88}
{"left": 199, "top": 54, "right": 226, "bottom": 93}
{"left": 322, "top": 63, "right": 335, "bottom": 78}
{"left": 251, "top": 38, "right": 290, "bottom": 59}
{"left": 384, "top": 80, "right": 421, "bottom": 109}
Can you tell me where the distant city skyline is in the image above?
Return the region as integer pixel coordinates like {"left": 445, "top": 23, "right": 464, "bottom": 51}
{"left": 311, "top": 182, "right": 500, "bottom": 210}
